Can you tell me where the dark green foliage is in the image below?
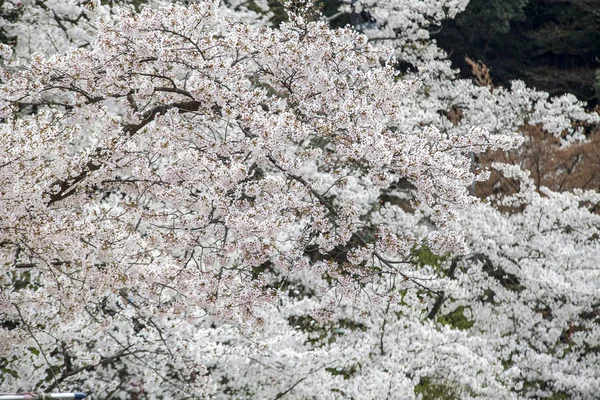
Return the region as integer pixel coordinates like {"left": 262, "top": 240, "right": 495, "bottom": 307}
{"left": 411, "top": 246, "right": 448, "bottom": 272}
{"left": 414, "top": 377, "right": 458, "bottom": 400}
{"left": 433, "top": 0, "right": 600, "bottom": 106}
{"left": 0, "top": 356, "right": 19, "bottom": 381}
{"left": 0, "top": 0, "right": 22, "bottom": 46}
{"left": 436, "top": 305, "right": 473, "bottom": 331}
{"left": 454, "top": 0, "right": 528, "bottom": 38}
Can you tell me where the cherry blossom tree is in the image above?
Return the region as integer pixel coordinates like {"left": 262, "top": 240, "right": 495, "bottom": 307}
{"left": 0, "top": 0, "right": 525, "bottom": 396}
{"left": 0, "top": 0, "right": 271, "bottom": 60}
{"left": 449, "top": 164, "right": 600, "bottom": 398}
{"left": 1, "top": 0, "right": 600, "bottom": 398}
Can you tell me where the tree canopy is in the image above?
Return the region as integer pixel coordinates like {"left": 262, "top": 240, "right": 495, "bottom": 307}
{"left": 1, "top": 0, "right": 599, "bottom": 398}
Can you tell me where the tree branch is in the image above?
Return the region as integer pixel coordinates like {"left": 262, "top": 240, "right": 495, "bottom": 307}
{"left": 46, "top": 100, "right": 201, "bottom": 206}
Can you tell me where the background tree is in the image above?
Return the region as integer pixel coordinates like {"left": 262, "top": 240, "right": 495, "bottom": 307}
{"left": 433, "top": 0, "right": 600, "bottom": 106}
